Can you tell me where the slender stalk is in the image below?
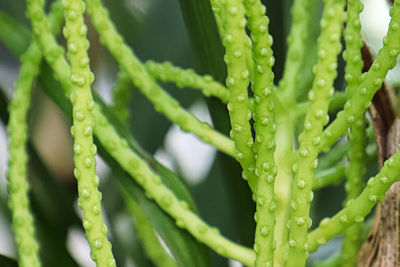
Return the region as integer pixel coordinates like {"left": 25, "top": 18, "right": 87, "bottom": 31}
{"left": 7, "top": 33, "right": 43, "bottom": 267}
{"left": 209, "top": 0, "right": 258, "bottom": 192}
{"left": 20, "top": 1, "right": 255, "bottom": 263}
{"left": 93, "top": 103, "right": 255, "bottom": 265}
{"left": 340, "top": 0, "right": 366, "bottom": 265}
{"left": 62, "top": 0, "right": 116, "bottom": 265}
{"left": 320, "top": 0, "right": 400, "bottom": 151}
{"left": 243, "top": 0, "right": 276, "bottom": 265}
{"left": 144, "top": 60, "right": 230, "bottom": 103}
{"left": 308, "top": 151, "right": 400, "bottom": 252}
{"left": 295, "top": 91, "right": 347, "bottom": 116}
{"left": 286, "top": 1, "right": 345, "bottom": 265}
{"left": 84, "top": 0, "right": 235, "bottom": 158}
{"left": 6, "top": 2, "right": 64, "bottom": 266}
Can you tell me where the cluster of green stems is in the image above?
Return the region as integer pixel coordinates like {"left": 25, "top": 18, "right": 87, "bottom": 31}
{"left": 3, "top": 0, "right": 400, "bottom": 266}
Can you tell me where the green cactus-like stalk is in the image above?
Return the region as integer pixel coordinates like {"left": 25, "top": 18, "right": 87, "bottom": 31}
{"left": 340, "top": 0, "right": 366, "bottom": 265}
{"left": 243, "top": 0, "right": 276, "bottom": 265}
{"left": 62, "top": 0, "right": 116, "bottom": 265}
{"left": 145, "top": 60, "right": 230, "bottom": 103}
{"left": 308, "top": 151, "right": 400, "bottom": 252}
{"left": 286, "top": 1, "right": 345, "bottom": 266}
{"left": 84, "top": 0, "right": 235, "bottom": 158}
{"left": 7, "top": 2, "right": 63, "bottom": 266}
{"left": 320, "top": 0, "right": 400, "bottom": 151}
{"left": 210, "top": 0, "right": 257, "bottom": 191}
{"left": 7, "top": 35, "right": 43, "bottom": 267}
{"left": 22, "top": 0, "right": 254, "bottom": 263}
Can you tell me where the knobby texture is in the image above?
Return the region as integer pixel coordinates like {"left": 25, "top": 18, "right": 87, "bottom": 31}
{"left": 286, "top": 1, "right": 345, "bottom": 266}
{"left": 309, "top": 0, "right": 400, "bottom": 251}
{"left": 63, "top": 0, "right": 116, "bottom": 265}
{"left": 7, "top": 1, "right": 64, "bottom": 266}
{"left": 341, "top": 0, "right": 366, "bottom": 265}
{"left": 243, "top": 0, "right": 277, "bottom": 266}
{"left": 212, "top": 0, "right": 258, "bottom": 192}
{"left": 145, "top": 60, "right": 230, "bottom": 103}
{"left": 3, "top": 0, "right": 400, "bottom": 266}
{"left": 320, "top": 0, "right": 400, "bottom": 151}
{"left": 85, "top": 0, "right": 235, "bottom": 157}
{"left": 7, "top": 35, "right": 42, "bottom": 267}
{"left": 22, "top": 0, "right": 255, "bottom": 264}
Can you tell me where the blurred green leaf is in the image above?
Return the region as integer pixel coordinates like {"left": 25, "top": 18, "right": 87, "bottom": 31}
{"left": 0, "top": 10, "right": 31, "bottom": 56}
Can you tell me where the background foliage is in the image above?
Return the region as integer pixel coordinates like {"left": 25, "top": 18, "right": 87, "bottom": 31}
{"left": 0, "top": 0, "right": 390, "bottom": 266}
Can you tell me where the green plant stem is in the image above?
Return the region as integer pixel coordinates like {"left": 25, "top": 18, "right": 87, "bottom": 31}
{"left": 209, "top": 0, "right": 254, "bottom": 82}
{"left": 84, "top": 0, "right": 235, "bottom": 158}
{"left": 123, "top": 190, "right": 178, "bottom": 267}
{"left": 210, "top": 0, "right": 258, "bottom": 191}
{"left": 144, "top": 60, "right": 230, "bottom": 103}
{"left": 308, "top": 151, "right": 400, "bottom": 252}
{"left": 286, "top": 1, "right": 345, "bottom": 265}
{"left": 313, "top": 144, "right": 376, "bottom": 190}
{"left": 340, "top": 0, "right": 366, "bottom": 265}
{"left": 112, "top": 70, "right": 132, "bottom": 123}
{"left": 278, "top": 0, "right": 319, "bottom": 103}
{"left": 7, "top": 30, "right": 42, "bottom": 267}
{"left": 93, "top": 103, "right": 255, "bottom": 265}
{"left": 273, "top": 113, "right": 295, "bottom": 267}
{"left": 6, "top": 1, "right": 64, "bottom": 266}
{"left": 320, "top": 0, "right": 400, "bottom": 151}
{"left": 62, "top": 0, "right": 116, "bottom": 265}
{"left": 296, "top": 92, "right": 347, "bottom": 116}
{"left": 20, "top": 1, "right": 254, "bottom": 263}
{"left": 243, "top": 0, "right": 276, "bottom": 265}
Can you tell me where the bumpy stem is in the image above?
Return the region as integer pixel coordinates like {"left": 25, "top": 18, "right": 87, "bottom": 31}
{"left": 62, "top": 0, "right": 116, "bottom": 265}
{"left": 144, "top": 60, "right": 230, "bottom": 103}
{"left": 210, "top": 0, "right": 257, "bottom": 191}
{"left": 308, "top": 152, "right": 400, "bottom": 251}
{"left": 243, "top": 0, "right": 276, "bottom": 265}
{"left": 320, "top": 0, "right": 400, "bottom": 151}
{"left": 22, "top": 1, "right": 254, "bottom": 263}
{"left": 7, "top": 2, "right": 63, "bottom": 266}
{"left": 7, "top": 32, "right": 43, "bottom": 267}
{"left": 210, "top": 0, "right": 254, "bottom": 82}
{"left": 286, "top": 1, "right": 345, "bottom": 266}
{"left": 84, "top": 0, "right": 234, "bottom": 157}
{"left": 93, "top": 104, "right": 255, "bottom": 265}
{"left": 341, "top": 0, "right": 366, "bottom": 265}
